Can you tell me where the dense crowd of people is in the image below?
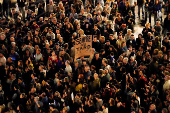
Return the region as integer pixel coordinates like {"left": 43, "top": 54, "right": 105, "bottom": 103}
{"left": 0, "top": 0, "right": 170, "bottom": 112}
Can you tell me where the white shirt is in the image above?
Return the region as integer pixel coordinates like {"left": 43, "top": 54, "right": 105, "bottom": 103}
{"left": 65, "top": 65, "right": 72, "bottom": 73}
{"left": 103, "top": 108, "right": 108, "bottom": 113}
{"left": 35, "top": 53, "right": 42, "bottom": 62}
{"left": 128, "top": 0, "right": 137, "bottom": 7}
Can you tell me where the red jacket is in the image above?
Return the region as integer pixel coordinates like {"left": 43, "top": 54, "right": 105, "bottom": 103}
{"left": 48, "top": 55, "right": 58, "bottom": 64}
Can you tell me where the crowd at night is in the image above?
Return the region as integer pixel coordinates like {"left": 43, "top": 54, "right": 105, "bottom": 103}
{"left": 0, "top": 0, "right": 170, "bottom": 112}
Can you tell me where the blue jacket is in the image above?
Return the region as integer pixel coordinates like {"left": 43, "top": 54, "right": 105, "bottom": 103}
{"left": 119, "top": 1, "right": 126, "bottom": 14}
{"left": 9, "top": 52, "right": 20, "bottom": 61}
{"left": 153, "top": 4, "right": 161, "bottom": 13}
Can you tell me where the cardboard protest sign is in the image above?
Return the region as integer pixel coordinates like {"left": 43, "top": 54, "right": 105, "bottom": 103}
{"left": 75, "top": 35, "right": 92, "bottom": 59}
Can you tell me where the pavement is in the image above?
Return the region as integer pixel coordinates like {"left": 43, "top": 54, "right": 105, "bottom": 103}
{"left": 134, "top": 6, "right": 166, "bottom": 39}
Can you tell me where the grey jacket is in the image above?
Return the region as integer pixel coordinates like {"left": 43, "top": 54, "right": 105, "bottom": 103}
{"left": 22, "top": 45, "right": 35, "bottom": 54}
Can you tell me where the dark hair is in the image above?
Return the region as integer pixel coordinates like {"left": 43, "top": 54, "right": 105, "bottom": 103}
{"left": 95, "top": 52, "right": 99, "bottom": 55}
{"left": 103, "top": 103, "right": 107, "bottom": 108}
{"left": 100, "top": 49, "right": 105, "bottom": 53}
{"left": 110, "top": 52, "right": 114, "bottom": 56}
{"left": 48, "top": 27, "right": 53, "bottom": 30}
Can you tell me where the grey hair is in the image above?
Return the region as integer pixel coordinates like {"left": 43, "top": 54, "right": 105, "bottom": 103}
{"left": 34, "top": 96, "right": 39, "bottom": 101}
{"left": 131, "top": 56, "right": 135, "bottom": 60}
{"left": 123, "top": 57, "right": 128, "bottom": 62}
{"left": 127, "top": 29, "right": 132, "bottom": 32}
{"left": 73, "top": 32, "right": 77, "bottom": 36}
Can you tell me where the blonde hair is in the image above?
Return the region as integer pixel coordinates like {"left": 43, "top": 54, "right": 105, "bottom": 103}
{"left": 68, "top": 22, "right": 74, "bottom": 29}
{"left": 155, "top": 36, "right": 159, "bottom": 41}
{"left": 145, "top": 23, "right": 150, "bottom": 27}
{"left": 87, "top": 13, "right": 92, "bottom": 18}
{"left": 102, "top": 58, "right": 107, "bottom": 62}
{"left": 126, "top": 1, "right": 130, "bottom": 7}
{"left": 100, "top": 36, "right": 105, "bottom": 42}
{"left": 78, "top": 29, "right": 84, "bottom": 35}
{"left": 64, "top": 17, "right": 69, "bottom": 22}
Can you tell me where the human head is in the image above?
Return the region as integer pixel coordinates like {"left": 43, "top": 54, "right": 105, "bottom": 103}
{"left": 34, "top": 96, "right": 39, "bottom": 102}
{"left": 123, "top": 57, "right": 128, "bottom": 64}
{"left": 149, "top": 104, "right": 156, "bottom": 111}
{"left": 94, "top": 24, "right": 98, "bottom": 30}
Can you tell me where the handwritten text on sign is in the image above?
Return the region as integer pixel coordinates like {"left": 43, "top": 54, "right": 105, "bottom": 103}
{"left": 75, "top": 35, "right": 92, "bottom": 59}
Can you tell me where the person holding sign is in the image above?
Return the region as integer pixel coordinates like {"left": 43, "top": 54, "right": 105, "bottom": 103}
{"left": 76, "top": 48, "right": 95, "bottom": 66}
{"left": 74, "top": 35, "right": 93, "bottom": 60}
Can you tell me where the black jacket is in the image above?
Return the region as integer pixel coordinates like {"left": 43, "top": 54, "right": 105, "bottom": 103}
{"left": 3, "top": 0, "right": 10, "bottom": 7}
{"left": 17, "top": 0, "right": 25, "bottom": 7}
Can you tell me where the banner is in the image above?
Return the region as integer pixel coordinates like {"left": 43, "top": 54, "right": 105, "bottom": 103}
{"left": 75, "top": 35, "right": 92, "bottom": 59}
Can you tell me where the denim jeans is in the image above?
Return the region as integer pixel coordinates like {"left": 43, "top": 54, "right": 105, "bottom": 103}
{"left": 130, "top": 6, "right": 135, "bottom": 19}
{"left": 145, "top": 11, "right": 152, "bottom": 24}
{"left": 138, "top": 5, "right": 144, "bottom": 19}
